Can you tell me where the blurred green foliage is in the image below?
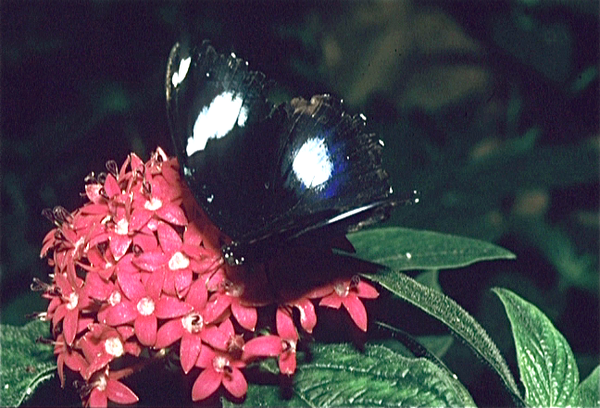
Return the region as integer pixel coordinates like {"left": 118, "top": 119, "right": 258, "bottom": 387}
{"left": 1, "top": 1, "right": 597, "bottom": 406}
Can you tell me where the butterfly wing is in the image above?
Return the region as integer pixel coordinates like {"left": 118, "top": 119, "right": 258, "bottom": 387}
{"left": 166, "top": 41, "right": 283, "bottom": 240}
{"left": 276, "top": 95, "right": 393, "bottom": 217}
{"left": 223, "top": 95, "right": 397, "bottom": 263}
{"left": 166, "top": 41, "right": 398, "bottom": 265}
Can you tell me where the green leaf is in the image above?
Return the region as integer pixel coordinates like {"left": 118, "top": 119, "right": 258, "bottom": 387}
{"left": 578, "top": 366, "right": 600, "bottom": 408}
{"left": 493, "top": 288, "right": 580, "bottom": 407}
{"left": 368, "top": 270, "right": 523, "bottom": 404}
{"left": 0, "top": 320, "right": 56, "bottom": 407}
{"left": 347, "top": 227, "right": 515, "bottom": 271}
{"left": 246, "top": 343, "right": 475, "bottom": 407}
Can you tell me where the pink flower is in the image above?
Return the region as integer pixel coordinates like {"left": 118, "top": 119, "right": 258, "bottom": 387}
{"left": 78, "top": 324, "right": 140, "bottom": 380}
{"left": 42, "top": 206, "right": 101, "bottom": 285}
{"left": 133, "top": 221, "right": 218, "bottom": 299}
{"left": 40, "top": 227, "right": 59, "bottom": 259}
{"left": 84, "top": 162, "right": 160, "bottom": 261}
{"left": 85, "top": 368, "right": 138, "bottom": 407}
{"left": 82, "top": 246, "right": 117, "bottom": 281}
{"left": 192, "top": 320, "right": 247, "bottom": 401}
{"left": 242, "top": 335, "right": 282, "bottom": 360}
{"left": 144, "top": 147, "right": 182, "bottom": 188}
{"left": 49, "top": 272, "right": 92, "bottom": 345}
{"left": 96, "top": 285, "right": 126, "bottom": 326}
{"left": 155, "top": 280, "right": 229, "bottom": 373}
{"left": 275, "top": 307, "right": 299, "bottom": 375}
{"left": 308, "top": 276, "right": 379, "bottom": 332}
{"left": 90, "top": 193, "right": 134, "bottom": 261}
{"left": 130, "top": 171, "right": 187, "bottom": 229}
{"left": 283, "top": 297, "right": 317, "bottom": 334}
{"left": 52, "top": 334, "right": 88, "bottom": 387}
{"left": 102, "top": 273, "right": 193, "bottom": 346}
{"left": 83, "top": 270, "right": 114, "bottom": 303}
{"left": 203, "top": 279, "right": 258, "bottom": 331}
{"left": 242, "top": 307, "right": 300, "bottom": 375}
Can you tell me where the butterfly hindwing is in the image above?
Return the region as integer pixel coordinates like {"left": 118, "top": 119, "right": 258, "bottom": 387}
{"left": 276, "top": 95, "right": 391, "bottom": 213}
{"left": 235, "top": 95, "right": 395, "bottom": 249}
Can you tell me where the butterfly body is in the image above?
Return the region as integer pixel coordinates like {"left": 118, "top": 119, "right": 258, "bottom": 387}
{"left": 166, "top": 41, "right": 400, "bottom": 266}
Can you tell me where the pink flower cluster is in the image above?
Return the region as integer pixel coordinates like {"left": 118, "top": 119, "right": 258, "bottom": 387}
{"left": 37, "top": 147, "right": 379, "bottom": 406}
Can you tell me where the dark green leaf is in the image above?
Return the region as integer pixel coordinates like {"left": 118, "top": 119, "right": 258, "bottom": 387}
{"left": 578, "top": 366, "right": 600, "bottom": 408}
{"left": 512, "top": 218, "right": 598, "bottom": 293}
{"left": 368, "top": 270, "right": 523, "bottom": 404}
{"left": 493, "top": 288, "right": 580, "bottom": 407}
{"left": 249, "top": 343, "right": 475, "bottom": 407}
{"left": 0, "top": 320, "right": 56, "bottom": 407}
{"left": 570, "top": 66, "right": 598, "bottom": 93}
{"left": 347, "top": 227, "right": 515, "bottom": 271}
{"left": 460, "top": 143, "right": 598, "bottom": 195}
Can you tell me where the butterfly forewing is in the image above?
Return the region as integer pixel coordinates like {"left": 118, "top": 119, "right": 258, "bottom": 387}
{"left": 166, "top": 41, "right": 279, "bottom": 239}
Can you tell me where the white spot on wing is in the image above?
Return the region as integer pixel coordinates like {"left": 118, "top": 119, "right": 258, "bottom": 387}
{"left": 292, "top": 138, "right": 333, "bottom": 188}
{"left": 187, "top": 91, "right": 248, "bottom": 156}
{"left": 171, "top": 56, "right": 191, "bottom": 88}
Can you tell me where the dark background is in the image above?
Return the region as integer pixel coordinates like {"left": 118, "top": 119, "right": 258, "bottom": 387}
{"left": 2, "top": 0, "right": 598, "bottom": 405}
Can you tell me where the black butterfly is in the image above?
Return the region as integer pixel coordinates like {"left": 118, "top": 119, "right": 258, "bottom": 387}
{"left": 165, "top": 40, "right": 406, "bottom": 266}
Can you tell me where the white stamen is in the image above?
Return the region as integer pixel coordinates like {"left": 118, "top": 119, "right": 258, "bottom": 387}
{"left": 169, "top": 252, "right": 190, "bottom": 270}
{"left": 104, "top": 337, "right": 124, "bottom": 357}
{"left": 137, "top": 297, "right": 155, "bottom": 316}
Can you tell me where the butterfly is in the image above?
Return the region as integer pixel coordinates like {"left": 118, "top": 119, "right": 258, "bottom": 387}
{"left": 165, "top": 40, "right": 409, "bottom": 267}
